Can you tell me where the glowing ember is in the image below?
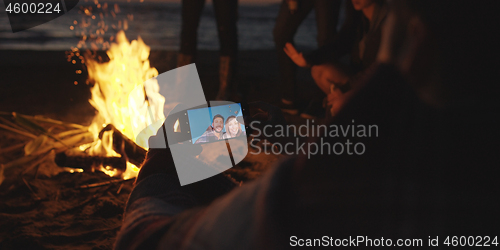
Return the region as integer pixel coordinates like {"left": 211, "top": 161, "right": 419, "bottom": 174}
{"left": 85, "top": 30, "right": 165, "bottom": 179}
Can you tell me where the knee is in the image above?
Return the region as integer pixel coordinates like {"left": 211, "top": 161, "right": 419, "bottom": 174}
{"left": 312, "top": 65, "right": 335, "bottom": 93}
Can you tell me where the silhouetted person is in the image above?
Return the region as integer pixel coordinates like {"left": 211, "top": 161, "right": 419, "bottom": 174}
{"left": 285, "top": 0, "right": 387, "bottom": 117}
{"left": 177, "top": 0, "right": 238, "bottom": 100}
{"left": 273, "top": 0, "right": 341, "bottom": 115}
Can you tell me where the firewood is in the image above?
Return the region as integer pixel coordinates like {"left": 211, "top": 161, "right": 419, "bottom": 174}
{"left": 10, "top": 113, "right": 86, "bottom": 130}
{"left": 0, "top": 123, "right": 37, "bottom": 139}
{"left": 13, "top": 113, "right": 69, "bottom": 148}
{"left": 0, "top": 142, "right": 26, "bottom": 154}
{"left": 98, "top": 124, "right": 147, "bottom": 167}
{"left": 0, "top": 116, "right": 29, "bottom": 134}
{"left": 25, "top": 131, "right": 94, "bottom": 156}
{"left": 54, "top": 153, "right": 126, "bottom": 172}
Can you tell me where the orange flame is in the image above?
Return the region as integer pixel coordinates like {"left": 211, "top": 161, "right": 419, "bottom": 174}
{"left": 84, "top": 31, "right": 165, "bottom": 179}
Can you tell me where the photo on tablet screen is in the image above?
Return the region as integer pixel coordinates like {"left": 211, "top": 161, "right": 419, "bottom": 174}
{"left": 187, "top": 103, "right": 245, "bottom": 144}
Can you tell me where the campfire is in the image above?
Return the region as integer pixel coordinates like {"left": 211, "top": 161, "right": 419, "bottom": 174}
{"left": 0, "top": 31, "right": 164, "bottom": 185}
{"left": 81, "top": 30, "right": 165, "bottom": 179}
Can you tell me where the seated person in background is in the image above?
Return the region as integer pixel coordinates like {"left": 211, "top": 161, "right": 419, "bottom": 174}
{"left": 284, "top": 0, "right": 387, "bottom": 116}
{"left": 273, "top": 0, "right": 342, "bottom": 115}
{"left": 194, "top": 114, "right": 225, "bottom": 144}
{"left": 222, "top": 115, "right": 243, "bottom": 139}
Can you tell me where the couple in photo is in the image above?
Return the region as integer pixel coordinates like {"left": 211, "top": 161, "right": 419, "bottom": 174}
{"left": 194, "top": 114, "right": 243, "bottom": 144}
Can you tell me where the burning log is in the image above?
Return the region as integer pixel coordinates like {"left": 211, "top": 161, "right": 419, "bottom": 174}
{"left": 98, "top": 124, "right": 147, "bottom": 167}
{"left": 53, "top": 124, "right": 145, "bottom": 177}
{"left": 55, "top": 153, "right": 126, "bottom": 172}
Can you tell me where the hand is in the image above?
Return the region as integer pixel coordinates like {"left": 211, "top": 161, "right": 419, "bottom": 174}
{"left": 327, "top": 86, "right": 347, "bottom": 116}
{"left": 140, "top": 129, "right": 236, "bottom": 205}
{"left": 284, "top": 43, "right": 308, "bottom": 67}
{"left": 138, "top": 103, "right": 202, "bottom": 183}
